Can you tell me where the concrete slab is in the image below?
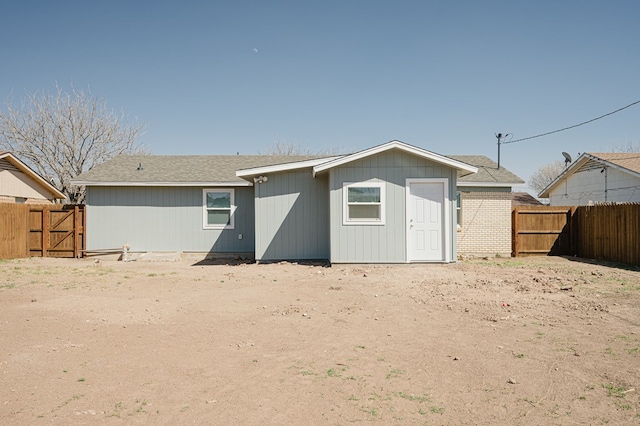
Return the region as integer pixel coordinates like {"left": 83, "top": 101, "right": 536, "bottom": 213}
{"left": 128, "top": 252, "right": 182, "bottom": 262}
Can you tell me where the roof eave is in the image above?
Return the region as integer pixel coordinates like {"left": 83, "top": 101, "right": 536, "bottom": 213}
{"left": 1, "top": 152, "right": 66, "bottom": 199}
{"left": 458, "top": 181, "right": 522, "bottom": 188}
{"left": 538, "top": 154, "right": 591, "bottom": 198}
{"left": 312, "top": 140, "right": 478, "bottom": 177}
{"left": 589, "top": 154, "right": 640, "bottom": 180}
{"left": 72, "top": 181, "right": 253, "bottom": 187}
{"left": 236, "top": 156, "right": 340, "bottom": 180}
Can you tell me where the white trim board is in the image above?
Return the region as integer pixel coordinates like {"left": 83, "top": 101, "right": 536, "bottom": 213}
{"left": 236, "top": 157, "right": 340, "bottom": 179}
{"left": 313, "top": 141, "right": 478, "bottom": 177}
{"left": 72, "top": 181, "right": 254, "bottom": 187}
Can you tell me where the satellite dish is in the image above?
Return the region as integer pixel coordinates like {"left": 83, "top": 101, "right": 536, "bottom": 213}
{"left": 562, "top": 152, "right": 572, "bottom": 166}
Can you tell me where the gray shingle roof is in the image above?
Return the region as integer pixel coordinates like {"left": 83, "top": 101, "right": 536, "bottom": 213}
{"left": 448, "top": 155, "right": 524, "bottom": 184}
{"left": 512, "top": 192, "right": 542, "bottom": 206}
{"left": 74, "top": 153, "right": 523, "bottom": 186}
{"left": 73, "top": 155, "right": 330, "bottom": 184}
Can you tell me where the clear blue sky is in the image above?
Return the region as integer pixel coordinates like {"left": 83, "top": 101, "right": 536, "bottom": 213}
{"left": 1, "top": 0, "right": 638, "bottom": 194}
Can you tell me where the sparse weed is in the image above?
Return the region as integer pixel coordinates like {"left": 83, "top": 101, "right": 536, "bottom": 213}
{"left": 602, "top": 384, "right": 626, "bottom": 398}
{"left": 386, "top": 368, "right": 404, "bottom": 379}
{"left": 327, "top": 368, "right": 340, "bottom": 377}
{"left": 430, "top": 406, "right": 445, "bottom": 414}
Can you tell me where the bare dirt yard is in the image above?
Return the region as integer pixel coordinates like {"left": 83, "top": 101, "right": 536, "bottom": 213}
{"left": 1, "top": 255, "right": 639, "bottom": 425}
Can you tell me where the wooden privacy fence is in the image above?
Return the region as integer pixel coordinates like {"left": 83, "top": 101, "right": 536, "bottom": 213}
{"left": 512, "top": 203, "right": 640, "bottom": 266}
{"left": 512, "top": 206, "right": 575, "bottom": 257}
{"left": 573, "top": 203, "right": 640, "bottom": 266}
{"left": 0, "top": 204, "right": 85, "bottom": 259}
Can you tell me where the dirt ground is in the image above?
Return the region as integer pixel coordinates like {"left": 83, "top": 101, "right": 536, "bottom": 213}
{"left": 1, "top": 255, "right": 639, "bottom": 425}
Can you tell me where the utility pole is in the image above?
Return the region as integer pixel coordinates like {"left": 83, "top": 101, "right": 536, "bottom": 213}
{"left": 495, "top": 133, "right": 509, "bottom": 169}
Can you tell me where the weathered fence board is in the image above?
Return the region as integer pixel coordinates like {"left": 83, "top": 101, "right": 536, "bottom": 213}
{"left": 573, "top": 204, "right": 640, "bottom": 266}
{"left": 0, "top": 204, "right": 85, "bottom": 259}
{"left": 0, "top": 203, "right": 30, "bottom": 259}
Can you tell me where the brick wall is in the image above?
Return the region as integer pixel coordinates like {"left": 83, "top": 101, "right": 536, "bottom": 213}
{"left": 457, "top": 191, "right": 512, "bottom": 257}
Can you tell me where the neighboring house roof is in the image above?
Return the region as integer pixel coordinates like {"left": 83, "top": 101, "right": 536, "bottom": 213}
{"left": 512, "top": 192, "right": 542, "bottom": 206}
{"left": 449, "top": 155, "right": 525, "bottom": 187}
{"left": 72, "top": 155, "right": 331, "bottom": 186}
{"left": 588, "top": 152, "right": 640, "bottom": 174}
{"left": 539, "top": 152, "right": 640, "bottom": 198}
{"left": 0, "top": 152, "right": 66, "bottom": 199}
{"left": 312, "top": 140, "right": 478, "bottom": 177}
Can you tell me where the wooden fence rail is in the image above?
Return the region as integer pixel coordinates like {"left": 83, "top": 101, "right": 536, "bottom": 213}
{"left": 513, "top": 203, "right": 640, "bottom": 266}
{"left": 0, "top": 204, "right": 85, "bottom": 259}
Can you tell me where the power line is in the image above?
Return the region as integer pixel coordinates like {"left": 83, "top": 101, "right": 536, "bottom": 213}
{"left": 503, "top": 99, "right": 640, "bottom": 145}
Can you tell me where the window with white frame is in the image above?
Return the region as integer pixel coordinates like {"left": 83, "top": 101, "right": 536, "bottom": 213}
{"left": 203, "top": 189, "right": 234, "bottom": 229}
{"left": 343, "top": 182, "right": 385, "bottom": 225}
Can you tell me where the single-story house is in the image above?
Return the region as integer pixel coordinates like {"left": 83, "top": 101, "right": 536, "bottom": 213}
{"left": 0, "top": 152, "right": 66, "bottom": 204}
{"left": 539, "top": 152, "right": 640, "bottom": 205}
{"left": 72, "top": 140, "right": 523, "bottom": 262}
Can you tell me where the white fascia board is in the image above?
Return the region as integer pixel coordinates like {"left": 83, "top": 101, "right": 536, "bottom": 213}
{"left": 313, "top": 140, "right": 478, "bottom": 176}
{"left": 457, "top": 182, "right": 521, "bottom": 188}
{"left": 72, "top": 181, "right": 253, "bottom": 187}
{"left": 235, "top": 156, "right": 340, "bottom": 179}
{"left": 2, "top": 152, "right": 66, "bottom": 199}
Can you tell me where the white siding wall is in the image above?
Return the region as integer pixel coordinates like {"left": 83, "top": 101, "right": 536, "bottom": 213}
{"left": 549, "top": 167, "right": 640, "bottom": 206}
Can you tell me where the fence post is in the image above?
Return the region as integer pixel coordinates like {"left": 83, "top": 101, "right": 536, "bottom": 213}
{"left": 74, "top": 205, "right": 80, "bottom": 258}
{"left": 42, "top": 206, "right": 49, "bottom": 257}
{"left": 82, "top": 206, "right": 86, "bottom": 258}
{"left": 569, "top": 206, "right": 577, "bottom": 256}
{"left": 512, "top": 207, "right": 519, "bottom": 257}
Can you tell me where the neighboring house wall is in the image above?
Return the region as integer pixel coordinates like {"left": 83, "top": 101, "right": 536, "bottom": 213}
{"left": 254, "top": 169, "right": 329, "bottom": 261}
{"left": 328, "top": 150, "right": 457, "bottom": 263}
{"left": 548, "top": 166, "right": 640, "bottom": 206}
{"left": 86, "top": 186, "right": 255, "bottom": 253}
{"left": 0, "top": 159, "right": 55, "bottom": 204}
{"left": 457, "top": 188, "right": 511, "bottom": 257}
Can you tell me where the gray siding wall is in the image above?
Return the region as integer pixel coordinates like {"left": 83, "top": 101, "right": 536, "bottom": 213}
{"left": 328, "top": 150, "right": 458, "bottom": 263}
{"left": 86, "top": 186, "right": 255, "bottom": 253}
{"left": 254, "top": 169, "right": 329, "bottom": 261}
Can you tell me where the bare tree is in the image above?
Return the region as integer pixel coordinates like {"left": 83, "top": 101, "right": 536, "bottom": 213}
{"left": 608, "top": 140, "right": 640, "bottom": 152}
{"left": 261, "top": 141, "right": 312, "bottom": 155}
{"left": 529, "top": 160, "right": 566, "bottom": 195}
{"left": 260, "top": 140, "right": 349, "bottom": 156}
{"left": 0, "top": 84, "right": 147, "bottom": 203}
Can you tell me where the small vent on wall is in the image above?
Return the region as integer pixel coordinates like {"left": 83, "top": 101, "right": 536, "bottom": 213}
{"left": 576, "top": 159, "right": 603, "bottom": 173}
{"left": 0, "top": 158, "right": 21, "bottom": 173}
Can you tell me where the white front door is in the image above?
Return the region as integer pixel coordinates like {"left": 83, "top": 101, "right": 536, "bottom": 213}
{"left": 406, "top": 180, "right": 446, "bottom": 262}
